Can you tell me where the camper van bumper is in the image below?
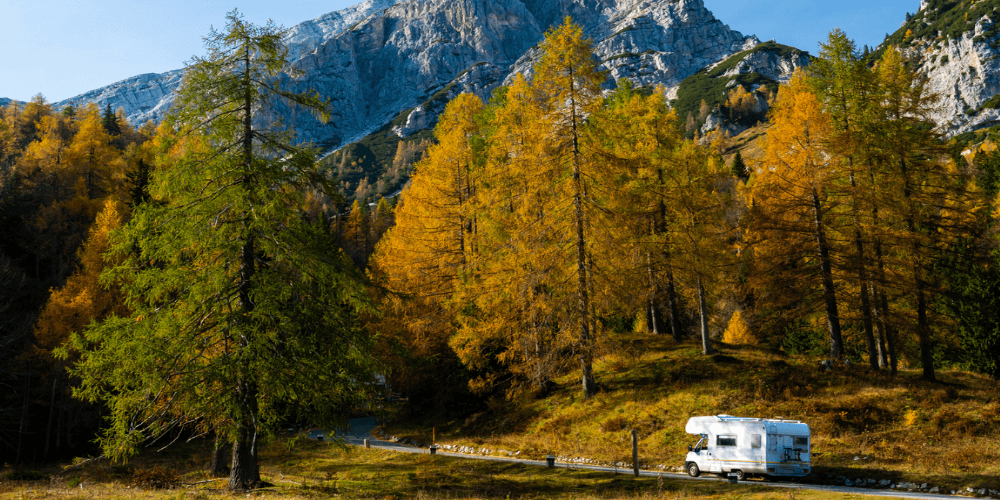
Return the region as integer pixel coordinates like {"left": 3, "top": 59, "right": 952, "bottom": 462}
{"left": 767, "top": 463, "right": 810, "bottom": 477}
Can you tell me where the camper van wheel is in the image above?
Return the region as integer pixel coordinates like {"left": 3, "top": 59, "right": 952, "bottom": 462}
{"left": 686, "top": 462, "right": 700, "bottom": 477}
{"left": 734, "top": 469, "right": 746, "bottom": 481}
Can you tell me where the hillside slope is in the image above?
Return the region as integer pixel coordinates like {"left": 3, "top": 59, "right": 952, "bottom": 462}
{"left": 385, "top": 335, "right": 1000, "bottom": 496}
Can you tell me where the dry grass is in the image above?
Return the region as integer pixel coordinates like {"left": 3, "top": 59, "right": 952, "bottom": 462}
{"left": 387, "top": 335, "right": 1000, "bottom": 494}
{"left": 0, "top": 437, "right": 859, "bottom": 499}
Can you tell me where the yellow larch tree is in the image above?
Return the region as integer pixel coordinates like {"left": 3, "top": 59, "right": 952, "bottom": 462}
{"left": 749, "top": 71, "right": 848, "bottom": 361}
{"left": 370, "top": 92, "right": 485, "bottom": 401}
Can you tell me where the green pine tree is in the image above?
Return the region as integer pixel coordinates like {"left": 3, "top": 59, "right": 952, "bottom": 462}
{"left": 730, "top": 150, "right": 748, "bottom": 182}
{"left": 60, "top": 11, "right": 378, "bottom": 491}
{"left": 101, "top": 102, "right": 121, "bottom": 137}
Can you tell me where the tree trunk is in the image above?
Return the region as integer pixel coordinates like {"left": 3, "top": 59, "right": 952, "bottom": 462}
{"left": 870, "top": 202, "right": 895, "bottom": 373}
{"left": 646, "top": 251, "right": 663, "bottom": 335}
{"left": 899, "top": 159, "right": 934, "bottom": 381}
{"left": 870, "top": 282, "right": 889, "bottom": 369}
{"left": 697, "top": 276, "right": 713, "bottom": 355}
{"left": 665, "top": 268, "right": 683, "bottom": 342}
{"left": 45, "top": 377, "right": 57, "bottom": 459}
{"left": 16, "top": 363, "right": 30, "bottom": 464}
{"left": 568, "top": 66, "right": 596, "bottom": 399}
{"left": 812, "top": 188, "right": 843, "bottom": 361}
{"left": 915, "top": 279, "right": 935, "bottom": 381}
{"left": 211, "top": 433, "right": 230, "bottom": 476}
{"left": 228, "top": 409, "right": 259, "bottom": 490}
{"left": 849, "top": 172, "right": 878, "bottom": 369}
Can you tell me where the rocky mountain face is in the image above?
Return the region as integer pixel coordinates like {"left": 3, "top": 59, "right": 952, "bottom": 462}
{"left": 48, "top": 0, "right": 774, "bottom": 151}
{"left": 886, "top": 0, "right": 1000, "bottom": 136}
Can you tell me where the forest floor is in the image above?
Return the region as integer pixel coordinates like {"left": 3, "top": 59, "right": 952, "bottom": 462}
{"left": 384, "top": 335, "right": 1000, "bottom": 497}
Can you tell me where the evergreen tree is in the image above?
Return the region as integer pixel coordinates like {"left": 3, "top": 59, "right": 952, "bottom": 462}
{"left": 730, "top": 150, "right": 748, "bottom": 182}
{"left": 101, "top": 103, "right": 121, "bottom": 138}
{"left": 60, "top": 11, "right": 377, "bottom": 491}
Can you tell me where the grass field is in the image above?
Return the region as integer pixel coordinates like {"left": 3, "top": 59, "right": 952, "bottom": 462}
{"left": 0, "top": 437, "right": 900, "bottom": 499}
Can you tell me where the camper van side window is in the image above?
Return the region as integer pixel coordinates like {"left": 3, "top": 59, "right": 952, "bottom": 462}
{"left": 794, "top": 437, "right": 808, "bottom": 447}
{"left": 717, "top": 435, "right": 737, "bottom": 447}
{"left": 751, "top": 434, "right": 761, "bottom": 448}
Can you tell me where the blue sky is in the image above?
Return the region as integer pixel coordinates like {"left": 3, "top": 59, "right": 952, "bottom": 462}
{"left": 2, "top": 0, "right": 919, "bottom": 103}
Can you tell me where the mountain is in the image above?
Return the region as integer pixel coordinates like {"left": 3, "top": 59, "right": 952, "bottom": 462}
{"left": 49, "top": 0, "right": 812, "bottom": 200}
{"left": 881, "top": 0, "right": 1000, "bottom": 137}
{"left": 52, "top": 0, "right": 799, "bottom": 144}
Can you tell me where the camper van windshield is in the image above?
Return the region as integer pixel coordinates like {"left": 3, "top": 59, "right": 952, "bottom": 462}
{"left": 794, "top": 437, "right": 808, "bottom": 447}
{"left": 691, "top": 436, "right": 705, "bottom": 451}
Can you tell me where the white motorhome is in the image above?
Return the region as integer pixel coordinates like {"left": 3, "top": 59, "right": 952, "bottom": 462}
{"left": 683, "top": 415, "right": 810, "bottom": 480}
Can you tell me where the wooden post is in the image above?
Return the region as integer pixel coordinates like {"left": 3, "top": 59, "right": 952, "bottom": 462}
{"left": 631, "top": 429, "right": 639, "bottom": 477}
{"left": 433, "top": 427, "right": 436, "bottom": 445}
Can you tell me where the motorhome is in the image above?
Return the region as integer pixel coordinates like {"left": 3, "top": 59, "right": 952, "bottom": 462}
{"left": 683, "top": 415, "right": 810, "bottom": 480}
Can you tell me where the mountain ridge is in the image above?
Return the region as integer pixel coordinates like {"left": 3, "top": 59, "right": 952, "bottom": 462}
{"left": 42, "top": 0, "right": 770, "bottom": 150}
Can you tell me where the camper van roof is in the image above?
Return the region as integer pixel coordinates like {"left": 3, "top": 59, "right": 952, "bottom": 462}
{"left": 712, "top": 414, "right": 803, "bottom": 423}
{"left": 685, "top": 415, "right": 809, "bottom": 435}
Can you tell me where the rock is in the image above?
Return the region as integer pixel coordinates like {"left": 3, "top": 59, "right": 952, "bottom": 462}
{"left": 930, "top": 486, "right": 940, "bottom": 493}
{"left": 879, "top": 480, "right": 890, "bottom": 487}
{"left": 898, "top": 13, "right": 1000, "bottom": 137}
{"left": 52, "top": 0, "right": 765, "bottom": 154}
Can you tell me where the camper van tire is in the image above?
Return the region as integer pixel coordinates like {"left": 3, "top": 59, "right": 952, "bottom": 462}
{"left": 733, "top": 469, "right": 746, "bottom": 481}
{"left": 686, "top": 462, "right": 700, "bottom": 477}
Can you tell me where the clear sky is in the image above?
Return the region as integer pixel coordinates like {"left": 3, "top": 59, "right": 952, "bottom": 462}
{"left": 2, "top": 0, "right": 920, "bottom": 103}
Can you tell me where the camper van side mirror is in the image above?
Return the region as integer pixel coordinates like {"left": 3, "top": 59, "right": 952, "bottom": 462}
{"left": 688, "top": 445, "right": 692, "bottom": 452}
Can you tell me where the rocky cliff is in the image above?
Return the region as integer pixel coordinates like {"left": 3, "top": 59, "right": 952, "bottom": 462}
{"left": 883, "top": 0, "right": 1000, "bottom": 136}
{"left": 52, "top": 0, "right": 767, "bottom": 150}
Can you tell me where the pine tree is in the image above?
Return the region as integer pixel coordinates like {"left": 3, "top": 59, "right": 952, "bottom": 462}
{"left": 60, "top": 11, "right": 377, "bottom": 491}
{"left": 730, "top": 150, "right": 748, "bottom": 182}
{"left": 101, "top": 103, "right": 121, "bottom": 138}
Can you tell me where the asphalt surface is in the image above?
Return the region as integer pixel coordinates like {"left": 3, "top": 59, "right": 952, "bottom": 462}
{"left": 304, "top": 418, "right": 979, "bottom": 500}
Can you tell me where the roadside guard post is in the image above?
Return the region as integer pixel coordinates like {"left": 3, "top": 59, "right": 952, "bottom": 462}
{"left": 546, "top": 455, "right": 555, "bottom": 468}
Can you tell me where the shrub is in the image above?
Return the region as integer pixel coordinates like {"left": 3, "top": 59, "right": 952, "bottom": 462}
{"left": 722, "top": 310, "right": 755, "bottom": 345}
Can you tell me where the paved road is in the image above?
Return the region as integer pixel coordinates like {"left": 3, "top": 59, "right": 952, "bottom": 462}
{"left": 305, "top": 418, "right": 976, "bottom": 500}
